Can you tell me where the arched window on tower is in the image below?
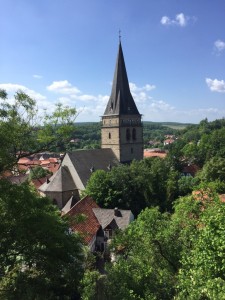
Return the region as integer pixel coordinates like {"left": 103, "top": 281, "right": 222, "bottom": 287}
{"left": 109, "top": 132, "right": 111, "bottom": 139}
{"left": 126, "top": 128, "right": 130, "bottom": 141}
{"left": 132, "top": 128, "right": 136, "bottom": 140}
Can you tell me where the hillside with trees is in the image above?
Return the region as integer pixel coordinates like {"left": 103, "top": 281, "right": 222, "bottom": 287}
{"left": 64, "top": 121, "right": 191, "bottom": 151}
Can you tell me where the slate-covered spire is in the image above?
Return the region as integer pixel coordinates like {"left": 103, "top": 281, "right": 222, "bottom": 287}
{"left": 104, "top": 42, "right": 140, "bottom": 116}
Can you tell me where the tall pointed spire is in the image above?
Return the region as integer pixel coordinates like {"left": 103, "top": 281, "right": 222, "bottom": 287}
{"left": 104, "top": 42, "right": 140, "bottom": 116}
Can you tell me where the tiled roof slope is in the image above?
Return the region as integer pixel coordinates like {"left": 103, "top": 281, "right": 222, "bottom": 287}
{"left": 65, "top": 148, "right": 119, "bottom": 187}
{"left": 65, "top": 196, "right": 100, "bottom": 244}
{"left": 92, "top": 208, "right": 132, "bottom": 230}
{"left": 31, "top": 175, "right": 52, "bottom": 189}
{"left": 39, "top": 165, "right": 76, "bottom": 192}
{"left": 104, "top": 42, "right": 140, "bottom": 116}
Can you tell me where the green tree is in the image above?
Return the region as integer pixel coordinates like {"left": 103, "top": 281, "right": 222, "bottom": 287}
{"left": 199, "top": 156, "right": 225, "bottom": 183}
{"left": 82, "top": 188, "right": 225, "bottom": 299}
{"left": 85, "top": 157, "right": 182, "bottom": 216}
{"left": 29, "top": 165, "right": 52, "bottom": 180}
{"left": 101, "top": 207, "right": 180, "bottom": 299}
{"left": 0, "top": 180, "right": 83, "bottom": 299}
{"left": 176, "top": 193, "right": 225, "bottom": 299}
{"left": 178, "top": 175, "right": 199, "bottom": 196}
{"left": 0, "top": 90, "right": 83, "bottom": 299}
{"left": 0, "top": 89, "right": 77, "bottom": 173}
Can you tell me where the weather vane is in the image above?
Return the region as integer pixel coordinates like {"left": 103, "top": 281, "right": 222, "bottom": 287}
{"left": 119, "top": 29, "right": 121, "bottom": 42}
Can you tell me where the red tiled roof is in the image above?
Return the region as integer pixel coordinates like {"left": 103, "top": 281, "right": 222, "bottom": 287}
{"left": 0, "top": 170, "right": 13, "bottom": 178}
{"left": 193, "top": 190, "right": 225, "bottom": 204}
{"left": 164, "top": 139, "right": 175, "bottom": 144}
{"left": 18, "top": 159, "right": 40, "bottom": 166}
{"left": 47, "top": 163, "right": 60, "bottom": 173}
{"left": 40, "top": 160, "right": 50, "bottom": 166}
{"left": 144, "top": 150, "right": 167, "bottom": 158}
{"left": 49, "top": 158, "right": 58, "bottom": 163}
{"left": 65, "top": 196, "right": 100, "bottom": 244}
{"left": 31, "top": 175, "right": 51, "bottom": 189}
{"left": 18, "top": 157, "right": 32, "bottom": 164}
{"left": 17, "top": 164, "right": 29, "bottom": 171}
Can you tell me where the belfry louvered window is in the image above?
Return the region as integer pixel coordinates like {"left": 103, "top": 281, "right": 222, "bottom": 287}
{"left": 132, "top": 128, "right": 136, "bottom": 140}
{"left": 126, "top": 128, "right": 130, "bottom": 141}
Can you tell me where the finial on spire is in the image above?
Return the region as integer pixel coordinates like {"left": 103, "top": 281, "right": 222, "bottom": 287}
{"left": 119, "top": 29, "right": 121, "bottom": 43}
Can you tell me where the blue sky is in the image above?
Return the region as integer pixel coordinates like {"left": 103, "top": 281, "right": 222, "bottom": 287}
{"left": 1, "top": 0, "right": 225, "bottom": 123}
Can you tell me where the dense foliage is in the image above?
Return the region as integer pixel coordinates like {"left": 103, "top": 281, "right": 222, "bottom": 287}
{"left": 85, "top": 156, "right": 200, "bottom": 216}
{"left": 85, "top": 158, "right": 177, "bottom": 216}
{"left": 29, "top": 165, "right": 52, "bottom": 180}
{"left": 0, "top": 180, "right": 83, "bottom": 299}
{"left": 81, "top": 190, "right": 225, "bottom": 299}
{"left": 82, "top": 117, "right": 225, "bottom": 299}
{"left": 0, "top": 90, "right": 83, "bottom": 299}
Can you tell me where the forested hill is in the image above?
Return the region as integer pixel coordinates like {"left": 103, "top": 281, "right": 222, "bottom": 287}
{"left": 67, "top": 121, "right": 195, "bottom": 151}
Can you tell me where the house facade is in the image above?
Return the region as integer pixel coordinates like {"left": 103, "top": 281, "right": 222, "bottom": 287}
{"left": 64, "top": 196, "right": 134, "bottom": 252}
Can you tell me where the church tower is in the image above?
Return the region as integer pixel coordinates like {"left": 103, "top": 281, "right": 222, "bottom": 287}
{"left": 101, "top": 41, "right": 143, "bottom": 163}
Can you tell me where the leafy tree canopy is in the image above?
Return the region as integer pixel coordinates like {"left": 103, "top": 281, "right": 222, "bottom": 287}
{"left": 29, "top": 165, "right": 52, "bottom": 180}
{"left": 0, "top": 180, "right": 84, "bottom": 299}
{"left": 0, "top": 89, "right": 77, "bottom": 173}
{"left": 83, "top": 188, "right": 225, "bottom": 300}
{"left": 84, "top": 158, "right": 179, "bottom": 216}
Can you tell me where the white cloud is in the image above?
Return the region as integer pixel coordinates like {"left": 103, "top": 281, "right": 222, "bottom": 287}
{"left": 71, "top": 94, "right": 98, "bottom": 102}
{"left": 47, "top": 80, "right": 81, "bottom": 95}
{"left": 0, "top": 83, "right": 46, "bottom": 101}
{"left": 129, "top": 82, "right": 156, "bottom": 93}
{"left": 160, "top": 13, "right": 194, "bottom": 27}
{"left": 33, "top": 74, "right": 42, "bottom": 79}
{"left": 3, "top": 81, "right": 224, "bottom": 124}
{"left": 161, "top": 16, "right": 171, "bottom": 26}
{"left": 206, "top": 78, "right": 225, "bottom": 93}
{"left": 141, "top": 104, "right": 225, "bottom": 124}
{"left": 128, "top": 82, "right": 155, "bottom": 106}
{"left": 214, "top": 39, "right": 225, "bottom": 54}
{"left": 150, "top": 100, "right": 174, "bottom": 112}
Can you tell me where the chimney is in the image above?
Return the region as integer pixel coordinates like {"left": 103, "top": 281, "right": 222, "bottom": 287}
{"left": 114, "top": 207, "right": 119, "bottom": 216}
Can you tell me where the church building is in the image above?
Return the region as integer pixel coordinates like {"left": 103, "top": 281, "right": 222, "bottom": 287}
{"left": 39, "top": 41, "right": 143, "bottom": 209}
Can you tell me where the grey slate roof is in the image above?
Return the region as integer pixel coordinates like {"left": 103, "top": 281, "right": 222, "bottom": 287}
{"left": 61, "top": 194, "right": 78, "bottom": 214}
{"left": 39, "top": 165, "right": 76, "bottom": 192}
{"left": 104, "top": 42, "right": 140, "bottom": 116}
{"left": 65, "top": 148, "right": 119, "bottom": 187}
{"left": 92, "top": 208, "right": 133, "bottom": 230}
